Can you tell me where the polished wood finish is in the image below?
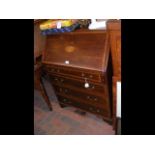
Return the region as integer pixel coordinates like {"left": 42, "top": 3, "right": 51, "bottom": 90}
{"left": 43, "top": 64, "right": 103, "bottom": 83}
{"left": 48, "top": 74, "right": 106, "bottom": 96}
{"left": 43, "top": 29, "right": 109, "bottom": 71}
{"left": 107, "top": 20, "right": 121, "bottom": 76}
{"left": 42, "top": 29, "right": 112, "bottom": 122}
{"left": 107, "top": 20, "right": 121, "bottom": 130}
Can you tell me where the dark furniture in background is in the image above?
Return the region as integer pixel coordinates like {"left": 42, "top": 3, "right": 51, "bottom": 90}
{"left": 107, "top": 20, "right": 121, "bottom": 132}
{"left": 42, "top": 29, "right": 113, "bottom": 123}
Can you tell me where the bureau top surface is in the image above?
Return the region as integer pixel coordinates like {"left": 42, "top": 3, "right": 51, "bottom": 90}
{"left": 43, "top": 29, "right": 109, "bottom": 71}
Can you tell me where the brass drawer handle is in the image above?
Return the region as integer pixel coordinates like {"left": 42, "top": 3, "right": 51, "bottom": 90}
{"left": 81, "top": 73, "right": 85, "bottom": 77}
{"left": 54, "top": 78, "right": 58, "bottom": 81}
{"left": 94, "top": 98, "right": 98, "bottom": 101}
{"left": 87, "top": 96, "right": 98, "bottom": 101}
{"left": 64, "top": 89, "right": 68, "bottom": 93}
{"left": 91, "top": 86, "right": 95, "bottom": 89}
{"left": 87, "top": 96, "right": 90, "bottom": 99}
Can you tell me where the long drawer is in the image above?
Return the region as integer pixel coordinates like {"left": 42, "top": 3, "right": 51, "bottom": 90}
{"left": 53, "top": 84, "right": 109, "bottom": 110}
{"left": 43, "top": 64, "right": 104, "bottom": 83}
{"left": 49, "top": 74, "right": 106, "bottom": 96}
{"left": 57, "top": 94, "right": 110, "bottom": 118}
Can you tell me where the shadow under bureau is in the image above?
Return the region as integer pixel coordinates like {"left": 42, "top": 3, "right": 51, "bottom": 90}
{"left": 42, "top": 29, "right": 112, "bottom": 123}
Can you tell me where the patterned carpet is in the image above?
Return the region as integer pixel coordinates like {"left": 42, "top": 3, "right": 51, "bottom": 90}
{"left": 34, "top": 78, "right": 115, "bottom": 135}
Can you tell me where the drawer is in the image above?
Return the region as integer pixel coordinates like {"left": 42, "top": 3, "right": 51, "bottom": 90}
{"left": 49, "top": 74, "right": 105, "bottom": 96}
{"left": 53, "top": 85, "right": 109, "bottom": 110}
{"left": 57, "top": 94, "right": 110, "bottom": 117}
{"left": 43, "top": 64, "right": 103, "bottom": 82}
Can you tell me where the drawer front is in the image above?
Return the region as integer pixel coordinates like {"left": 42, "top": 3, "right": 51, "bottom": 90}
{"left": 57, "top": 94, "right": 110, "bottom": 117}
{"left": 43, "top": 64, "right": 103, "bottom": 83}
{"left": 53, "top": 85, "right": 109, "bottom": 110}
{"left": 49, "top": 74, "right": 106, "bottom": 96}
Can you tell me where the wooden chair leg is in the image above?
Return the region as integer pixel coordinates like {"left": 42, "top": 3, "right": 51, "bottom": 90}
{"left": 39, "top": 77, "right": 52, "bottom": 111}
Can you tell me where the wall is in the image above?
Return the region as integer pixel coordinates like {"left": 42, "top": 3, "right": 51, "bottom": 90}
{"left": 34, "top": 22, "right": 46, "bottom": 57}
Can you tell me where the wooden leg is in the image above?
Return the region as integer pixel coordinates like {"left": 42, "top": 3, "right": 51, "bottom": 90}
{"left": 34, "top": 65, "right": 52, "bottom": 111}
{"left": 39, "top": 77, "right": 52, "bottom": 111}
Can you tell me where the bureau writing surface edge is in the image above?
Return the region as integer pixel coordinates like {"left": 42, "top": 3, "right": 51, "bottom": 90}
{"left": 42, "top": 29, "right": 113, "bottom": 123}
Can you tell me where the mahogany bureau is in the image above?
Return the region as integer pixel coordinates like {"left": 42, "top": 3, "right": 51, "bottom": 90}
{"left": 42, "top": 29, "right": 112, "bottom": 122}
